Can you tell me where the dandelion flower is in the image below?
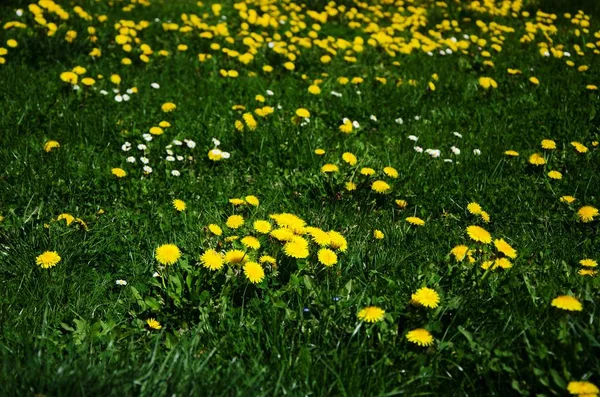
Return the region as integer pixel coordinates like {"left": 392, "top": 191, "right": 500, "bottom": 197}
{"left": 578, "top": 269, "right": 597, "bottom": 277}
{"left": 241, "top": 236, "right": 260, "bottom": 250}
{"left": 373, "top": 230, "right": 384, "bottom": 239}
{"left": 551, "top": 295, "right": 582, "bottom": 311}
{"left": 578, "top": 206, "right": 598, "bottom": 223}
{"left": 172, "top": 199, "right": 186, "bottom": 212}
{"left": 155, "top": 244, "right": 181, "bottom": 265}
{"left": 371, "top": 180, "right": 391, "bottom": 194}
{"left": 467, "top": 202, "right": 482, "bottom": 215}
{"left": 345, "top": 182, "right": 357, "bottom": 191}
{"left": 411, "top": 287, "right": 440, "bottom": 308}
{"left": 44, "top": 140, "right": 60, "bottom": 152}
{"left": 571, "top": 142, "right": 588, "bottom": 153}
{"left": 406, "top": 328, "right": 434, "bottom": 346}
{"left": 395, "top": 199, "right": 408, "bottom": 209}
{"left": 161, "top": 102, "right": 177, "bottom": 112}
{"left": 504, "top": 150, "right": 519, "bottom": 156}
{"left": 494, "top": 238, "right": 517, "bottom": 259}
{"left": 383, "top": 167, "right": 399, "bottom": 178}
{"left": 560, "top": 196, "right": 576, "bottom": 204}
{"left": 580, "top": 259, "right": 598, "bottom": 267}
{"left": 567, "top": 381, "right": 599, "bottom": 396}
{"left": 318, "top": 248, "right": 338, "bottom": 267}
{"left": 259, "top": 255, "right": 276, "bottom": 265}
{"left": 541, "top": 139, "right": 556, "bottom": 150}
{"left": 200, "top": 249, "right": 224, "bottom": 271}
{"left": 314, "top": 148, "right": 325, "bottom": 155}
{"left": 226, "top": 215, "right": 244, "bottom": 229}
{"left": 147, "top": 318, "right": 162, "bottom": 330}
{"left": 111, "top": 168, "right": 127, "bottom": 178}
{"left": 253, "top": 220, "right": 272, "bottom": 234}
{"left": 224, "top": 249, "right": 247, "bottom": 265}
{"left": 208, "top": 224, "right": 222, "bottom": 236}
{"left": 243, "top": 261, "right": 265, "bottom": 283}
{"left": 450, "top": 245, "right": 469, "bottom": 261}
{"left": 283, "top": 238, "right": 310, "bottom": 259}
{"left": 466, "top": 225, "right": 492, "bottom": 244}
{"left": 305, "top": 227, "right": 331, "bottom": 246}
{"left": 321, "top": 164, "right": 339, "bottom": 173}
{"left": 529, "top": 153, "right": 546, "bottom": 166}
{"left": 548, "top": 170, "right": 562, "bottom": 180}
{"left": 406, "top": 217, "right": 425, "bottom": 226}
{"left": 342, "top": 152, "right": 357, "bottom": 166}
{"left": 245, "top": 195, "right": 259, "bottom": 207}
{"left": 36, "top": 251, "right": 61, "bottom": 269}
{"left": 357, "top": 306, "right": 385, "bottom": 323}
{"left": 360, "top": 167, "right": 375, "bottom": 176}
{"left": 529, "top": 77, "right": 540, "bottom": 85}
{"left": 328, "top": 231, "right": 348, "bottom": 252}
{"left": 296, "top": 108, "right": 310, "bottom": 118}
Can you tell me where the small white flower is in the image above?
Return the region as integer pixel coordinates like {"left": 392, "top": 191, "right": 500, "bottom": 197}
{"left": 414, "top": 146, "right": 423, "bottom": 153}
{"left": 356, "top": 91, "right": 361, "bottom": 95}
{"left": 473, "top": 149, "right": 482, "bottom": 155}
{"left": 122, "top": 94, "right": 130, "bottom": 101}
{"left": 395, "top": 117, "right": 404, "bottom": 124}
{"left": 408, "top": 135, "right": 419, "bottom": 142}
{"left": 99, "top": 90, "right": 108, "bottom": 95}
{"left": 143, "top": 165, "right": 153, "bottom": 173}
{"left": 166, "top": 149, "right": 174, "bottom": 156}
{"left": 425, "top": 149, "right": 441, "bottom": 158}
{"left": 212, "top": 138, "right": 220, "bottom": 147}
{"left": 114, "top": 94, "right": 123, "bottom": 102}
{"left": 121, "top": 142, "right": 131, "bottom": 151}
{"left": 171, "top": 170, "right": 181, "bottom": 176}
{"left": 126, "top": 88, "right": 134, "bottom": 94}
{"left": 330, "top": 91, "right": 342, "bottom": 97}
{"left": 16, "top": 9, "right": 24, "bottom": 16}
{"left": 112, "top": 88, "right": 120, "bottom": 93}
{"left": 176, "top": 155, "right": 184, "bottom": 161}
{"left": 450, "top": 37, "right": 457, "bottom": 43}
{"left": 453, "top": 131, "right": 463, "bottom": 138}
{"left": 444, "top": 159, "right": 453, "bottom": 163}
{"left": 427, "top": 51, "right": 433, "bottom": 56}
{"left": 211, "top": 148, "right": 222, "bottom": 156}
{"left": 166, "top": 156, "right": 175, "bottom": 162}
{"left": 186, "top": 140, "right": 196, "bottom": 149}
{"left": 173, "top": 140, "right": 182, "bottom": 146}
{"left": 445, "top": 48, "right": 453, "bottom": 55}
{"left": 439, "top": 50, "right": 445, "bottom": 56}
{"left": 451, "top": 146, "right": 461, "bottom": 155}
{"left": 268, "top": 42, "right": 275, "bottom": 48}
{"left": 151, "top": 82, "right": 160, "bottom": 89}
{"left": 166, "top": 144, "right": 173, "bottom": 149}
{"left": 142, "top": 133, "right": 153, "bottom": 142}
{"left": 126, "top": 156, "right": 136, "bottom": 163}
{"left": 137, "top": 144, "right": 147, "bottom": 151}
{"left": 277, "top": 104, "right": 282, "bottom": 110}
{"left": 221, "top": 151, "right": 231, "bottom": 159}
{"left": 266, "top": 90, "right": 274, "bottom": 96}
{"left": 370, "top": 115, "right": 378, "bottom": 122}
{"left": 73, "top": 85, "right": 80, "bottom": 91}
{"left": 564, "top": 51, "right": 571, "bottom": 57}
{"left": 542, "top": 51, "right": 550, "bottom": 57}
{"left": 152, "top": 271, "right": 160, "bottom": 277}
{"left": 463, "top": 34, "right": 469, "bottom": 40}
{"left": 140, "top": 157, "right": 149, "bottom": 164}
{"left": 154, "top": 18, "right": 160, "bottom": 23}
{"left": 414, "top": 115, "right": 421, "bottom": 121}
{"left": 116, "top": 279, "right": 127, "bottom": 286}
{"left": 352, "top": 120, "right": 360, "bottom": 129}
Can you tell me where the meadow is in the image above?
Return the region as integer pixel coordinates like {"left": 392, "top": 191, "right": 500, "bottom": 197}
{"left": 0, "top": 0, "right": 599, "bottom": 395}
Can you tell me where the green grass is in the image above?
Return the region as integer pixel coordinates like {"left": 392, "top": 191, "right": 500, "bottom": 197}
{"left": 0, "top": 0, "right": 599, "bottom": 395}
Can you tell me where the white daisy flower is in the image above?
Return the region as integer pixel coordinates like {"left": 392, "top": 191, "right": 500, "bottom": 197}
{"left": 186, "top": 140, "right": 196, "bottom": 149}
{"left": 143, "top": 165, "right": 153, "bottom": 173}
{"left": 142, "top": 133, "right": 153, "bottom": 142}
{"left": 453, "top": 131, "right": 463, "bottom": 138}
{"left": 100, "top": 90, "right": 108, "bottom": 95}
{"left": 121, "top": 142, "right": 131, "bottom": 151}
{"left": 212, "top": 138, "right": 220, "bottom": 147}
{"left": 126, "top": 156, "right": 136, "bottom": 163}
{"left": 370, "top": 115, "right": 378, "bottom": 122}
{"left": 140, "top": 157, "right": 149, "bottom": 164}
{"left": 221, "top": 151, "right": 231, "bottom": 159}
{"left": 352, "top": 120, "right": 360, "bottom": 129}
{"left": 171, "top": 170, "right": 181, "bottom": 176}
{"left": 266, "top": 90, "right": 274, "bottom": 96}
{"left": 151, "top": 83, "right": 160, "bottom": 89}
{"left": 451, "top": 146, "right": 461, "bottom": 155}
{"left": 173, "top": 140, "right": 182, "bottom": 146}
{"left": 166, "top": 156, "right": 175, "bottom": 162}
{"left": 114, "top": 94, "right": 123, "bottom": 102}
{"left": 414, "top": 146, "right": 423, "bottom": 153}
{"left": 473, "top": 149, "right": 482, "bottom": 155}
{"left": 176, "top": 155, "right": 184, "bottom": 161}
{"left": 116, "top": 279, "right": 127, "bottom": 286}
{"left": 408, "top": 135, "right": 419, "bottom": 142}
{"left": 137, "top": 144, "right": 147, "bottom": 151}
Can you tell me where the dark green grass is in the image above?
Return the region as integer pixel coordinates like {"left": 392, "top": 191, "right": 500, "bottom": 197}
{"left": 1, "top": 0, "right": 600, "bottom": 395}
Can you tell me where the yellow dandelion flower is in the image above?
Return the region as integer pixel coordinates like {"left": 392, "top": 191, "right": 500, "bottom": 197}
{"left": 243, "top": 261, "right": 265, "bottom": 284}
{"left": 406, "top": 217, "right": 425, "bottom": 226}
{"left": 155, "top": 244, "right": 181, "bottom": 265}
{"left": 467, "top": 202, "right": 482, "bottom": 215}
{"left": 357, "top": 306, "right": 385, "bottom": 323}
{"left": 57, "top": 213, "right": 75, "bottom": 226}
{"left": 304, "top": 227, "right": 331, "bottom": 246}
{"left": 321, "top": 164, "right": 339, "bottom": 173}
{"left": 560, "top": 196, "right": 576, "bottom": 204}
{"left": 328, "top": 231, "right": 348, "bottom": 252}
{"left": 529, "top": 77, "right": 540, "bottom": 85}
{"left": 342, "top": 152, "right": 357, "bottom": 166}
{"left": 283, "top": 238, "right": 310, "bottom": 259}
{"left": 567, "top": 381, "right": 599, "bottom": 396}
{"left": 295, "top": 108, "right": 310, "bottom": 118}
{"left": 245, "top": 195, "right": 259, "bottom": 207}
{"left": 548, "top": 170, "right": 562, "bottom": 180}
{"left": 580, "top": 259, "right": 598, "bottom": 267}
{"left": 450, "top": 245, "right": 469, "bottom": 261}
{"left": 578, "top": 206, "right": 598, "bottom": 222}
{"left": 314, "top": 148, "right": 325, "bottom": 155}
{"left": 578, "top": 269, "right": 597, "bottom": 277}
{"left": 345, "top": 182, "right": 357, "bottom": 191}
{"left": 551, "top": 295, "right": 582, "bottom": 311}
{"left": 360, "top": 167, "right": 375, "bottom": 176}
{"left": 308, "top": 85, "right": 321, "bottom": 95}
{"left": 339, "top": 120, "right": 353, "bottom": 134}
{"left": 529, "top": 153, "right": 546, "bottom": 166}
{"left": 571, "top": 141, "right": 588, "bottom": 153}
{"left": 224, "top": 249, "right": 247, "bottom": 265}
{"left": 36, "top": 251, "right": 61, "bottom": 269}
{"left": 541, "top": 139, "right": 556, "bottom": 150}
{"left": 229, "top": 198, "right": 245, "bottom": 206}
{"left": 466, "top": 225, "right": 492, "bottom": 244}
{"left": 146, "top": 318, "right": 162, "bottom": 330}
{"left": 383, "top": 167, "right": 398, "bottom": 178}
{"left": 406, "top": 328, "right": 434, "bottom": 346}
{"left": 396, "top": 199, "right": 408, "bottom": 209}
{"left": 373, "top": 230, "right": 384, "bottom": 239}
{"left": 149, "top": 126, "right": 164, "bottom": 135}
{"left": 411, "top": 287, "right": 440, "bottom": 308}
{"left": 253, "top": 220, "right": 272, "bottom": 234}
{"left": 44, "top": 140, "right": 60, "bottom": 152}
{"left": 259, "top": 255, "right": 276, "bottom": 265}
{"left": 226, "top": 215, "right": 244, "bottom": 229}
{"left": 161, "top": 102, "right": 177, "bottom": 112}
{"left": 111, "top": 167, "right": 127, "bottom": 178}
{"left": 200, "top": 249, "right": 224, "bottom": 271}
{"left": 172, "top": 199, "right": 186, "bottom": 212}
{"left": 243, "top": 113, "right": 257, "bottom": 130}
{"left": 241, "top": 236, "right": 260, "bottom": 250}
{"left": 494, "top": 238, "right": 517, "bottom": 259}
{"left": 208, "top": 224, "right": 222, "bottom": 236}
{"left": 480, "top": 211, "right": 490, "bottom": 223}
{"left": 371, "top": 180, "right": 391, "bottom": 194}
{"left": 504, "top": 150, "right": 519, "bottom": 156}
{"left": 317, "top": 248, "right": 338, "bottom": 267}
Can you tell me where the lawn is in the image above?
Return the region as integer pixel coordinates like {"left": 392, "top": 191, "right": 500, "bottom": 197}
{"left": 0, "top": 0, "right": 599, "bottom": 395}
